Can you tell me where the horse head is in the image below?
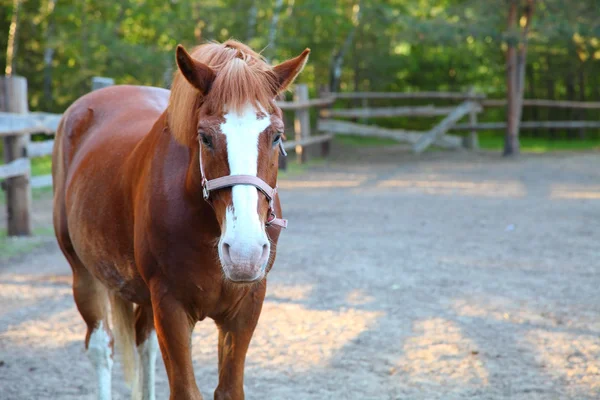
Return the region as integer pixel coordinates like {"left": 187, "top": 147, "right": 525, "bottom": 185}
{"left": 168, "top": 41, "right": 309, "bottom": 283}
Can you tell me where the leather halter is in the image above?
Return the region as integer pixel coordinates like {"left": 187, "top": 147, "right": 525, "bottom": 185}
{"left": 197, "top": 137, "right": 288, "bottom": 229}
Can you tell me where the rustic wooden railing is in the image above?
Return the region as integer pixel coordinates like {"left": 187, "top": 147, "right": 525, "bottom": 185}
{"left": 2, "top": 77, "right": 599, "bottom": 236}
{"left": 319, "top": 90, "right": 482, "bottom": 153}
{"left": 0, "top": 78, "right": 333, "bottom": 236}
{"left": 319, "top": 91, "right": 600, "bottom": 152}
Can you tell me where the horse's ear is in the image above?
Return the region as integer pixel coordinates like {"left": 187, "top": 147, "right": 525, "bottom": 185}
{"left": 272, "top": 48, "right": 310, "bottom": 94}
{"left": 175, "top": 45, "right": 216, "bottom": 95}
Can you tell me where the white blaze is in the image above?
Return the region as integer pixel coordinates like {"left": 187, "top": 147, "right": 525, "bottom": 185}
{"left": 219, "top": 104, "right": 270, "bottom": 263}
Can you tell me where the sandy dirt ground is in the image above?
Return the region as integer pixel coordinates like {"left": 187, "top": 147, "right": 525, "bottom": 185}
{"left": 0, "top": 145, "right": 599, "bottom": 399}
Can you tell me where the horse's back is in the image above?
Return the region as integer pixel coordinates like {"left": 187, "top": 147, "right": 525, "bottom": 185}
{"left": 54, "top": 85, "right": 169, "bottom": 172}
{"left": 53, "top": 85, "right": 169, "bottom": 299}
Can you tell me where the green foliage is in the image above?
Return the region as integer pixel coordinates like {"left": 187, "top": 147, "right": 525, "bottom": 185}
{"left": 31, "top": 155, "right": 52, "bottom": 176}
{"left": 278, "top": 157, "right": 326, "bottom": 179}
{"left": 0, "top": 227, "right": 54, "bottom": 262}
{"left": 478, "top": 135, "right": 600, "bottom": 152}
{"left": 334, "top": 134, "right": 398, "bottom": 147}
{"left": 1, "top": 0, "right": 598, "bottom": 141}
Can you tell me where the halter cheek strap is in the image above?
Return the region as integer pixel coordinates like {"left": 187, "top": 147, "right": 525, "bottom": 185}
{"left": 198, "top": 138, "right": 288, "bottom": 229}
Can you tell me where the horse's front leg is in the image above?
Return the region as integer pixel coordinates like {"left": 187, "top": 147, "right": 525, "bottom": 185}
{"left": 214, "top": 283, "right": 266, "bottom": 400}
{"left": 150, "top": 283, "right": 202, "bottom": 400}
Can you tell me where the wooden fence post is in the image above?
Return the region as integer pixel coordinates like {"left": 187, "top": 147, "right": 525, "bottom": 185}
{"left": 464, "top": 87, "right": 480, "bottom": 149}
{"left": 0, "top": 76, "right": 32, "bottom": 236}
{"left": 92, "top": 76, "right": 115, "bottom": 91}
{"left": 294, "top": 84, "right": 310, "bottom": 164}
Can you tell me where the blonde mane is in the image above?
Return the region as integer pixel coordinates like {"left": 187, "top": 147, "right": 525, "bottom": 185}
{"left": 168, "top": 40, "right": 278, "bottom": 146}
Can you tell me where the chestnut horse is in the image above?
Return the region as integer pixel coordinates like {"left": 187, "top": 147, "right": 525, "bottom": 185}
{"left": 52, "top": 40, "right": 309, "bottom": 400}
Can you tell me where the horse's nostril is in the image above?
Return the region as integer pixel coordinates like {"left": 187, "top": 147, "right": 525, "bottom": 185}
{"left": 260, "top": 243, "right": 269, "bottom": 263}
{"left": 221, "top": 242, "right": 232, "bottom": 264}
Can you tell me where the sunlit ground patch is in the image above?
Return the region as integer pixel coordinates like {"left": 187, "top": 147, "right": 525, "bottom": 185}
{"left": 191, "top": 297, "right": 382, "bottom": 374}
{"left": 279, "top": 173, "right": 371, "bottom": 189}
{"left": 452, "top": 295, "right": 600, "bottom": 333}
{"left": 376, "top": 177, "right": 526, "bottom": 198}
{"left": 526, "top": 329, "right": 600, "bottom": 395}
{"left": 0, "top": 273, "right": 72, "bottom": 317}
{"left": 395, "top": 318, "right": 488, "bottom": 389}
{"left": 266, "top": 282, "right": 314, "bottom": 302}
{"left": 345, "top": 288, "right": 376, "bottom": 306}
{"left": 2, "top": 308, "right": 83, "bottom": 349}
{"left": 550, "top": 184, "right": 600, "bottom": 200}
{"left": 452, "top": 296, "right": 560, "bottom": 328}
{"left": 279, "top": 179, "right": 365, "bottom": 189}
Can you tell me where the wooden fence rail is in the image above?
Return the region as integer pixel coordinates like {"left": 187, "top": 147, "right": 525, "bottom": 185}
{"left": 335, "top": 92, "right": 600, "bottom": 110}
{"left": 3, "top": 81, "right": 600, "bottom": 237}
{"left": 333, "top": 91, "right": 487, "bottom": 100}
{"left": 318, "top": 119, "right": 462, "bottom": 149}
{"left": 481, "top": 99, "right": 600, "bottom": 109}
{"left": 412, "top": 101, "right": 481, "bottom": 153}
{"left": 0, "top": 79, "right": 333, "bottom": 236}
{"left": 452, "top": 121, "right": 600, "bottom": 131}
{"left": 320, "top": 105, "right": 456, "bottom": 119}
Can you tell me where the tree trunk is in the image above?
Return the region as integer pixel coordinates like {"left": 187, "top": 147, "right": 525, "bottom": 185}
{"left": 514, "top": 0, "right": 533, "bottom": 124}
{"left": 504, "top": 0, "right": 534, "bottom": 156}
{"left": 526, "top": 63, "right": 537, "bottom": 137}
{"left": 504, "top": 0, "right": 519, "bottom": 156}
{"left": 577, "top": 58, "right": 586, "bottom": 139}
{"left": 5, "top": 0, "right": 21, "bottom": 75}
{"left": 42, "top": 0, "right": 58, "bottom": 109}
{"left": 565, "top": 44, "right": 577, "bottom": 139}
{"left": 80, "top": 0, "right": 89, "bottom": 92}
{"left": 329, "top": 1, "right": 362, "bottom": 93}
{"left": 546, "top": 55, "right": 556, "bottom": 139}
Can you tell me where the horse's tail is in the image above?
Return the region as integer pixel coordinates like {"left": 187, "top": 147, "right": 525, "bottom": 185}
{"left": 110, "top": 294, "right": 137, "bottom": 386}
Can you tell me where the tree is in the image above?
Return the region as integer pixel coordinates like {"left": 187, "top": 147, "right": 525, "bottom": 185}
{"left": 504, "top": 0, "right": 535, "bottom": 156}
{"left": 4, "top": 0, "right": 20, "bottom": 75}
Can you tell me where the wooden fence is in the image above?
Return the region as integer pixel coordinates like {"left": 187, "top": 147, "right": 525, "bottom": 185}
{"left": 318, "top": 91, "right": 600, "bottom": 153}
{"left": 0, "top": 77, "right": 332, "bottom": 236}
{"left": 2, "top": 76, "right": 599, "bottom": 236}
{"left": 319, "top": 91, "right": 483, "bottom": 153}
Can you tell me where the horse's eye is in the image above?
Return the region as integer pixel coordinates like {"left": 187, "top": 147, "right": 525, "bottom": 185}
{"left": 272, "top": 133, "right": 282, "bottom": 146}
{"left": 199, "top": 132, "right": 213, "bottom": 148}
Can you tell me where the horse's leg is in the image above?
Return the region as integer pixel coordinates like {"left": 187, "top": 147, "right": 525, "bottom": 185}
{"left": 132, "top": 305, "right": 158, "bottom": 400}
{"left": 150, "top": 284, "right": 202, "bottom": 400}
{"left": 214, "top": 283, "right": 266, "bottom": 400}
{"left": 55, "top": 189, "right": 113, "bottom": 399}
{"left": 71, "top": 258, "right": 114, "bottom": 400}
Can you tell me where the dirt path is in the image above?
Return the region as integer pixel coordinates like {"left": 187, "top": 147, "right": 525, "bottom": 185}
{"left": 1, "top": 147, "right": 599, "bottom": 399}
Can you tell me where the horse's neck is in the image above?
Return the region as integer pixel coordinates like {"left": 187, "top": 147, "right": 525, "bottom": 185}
{"left": 132, "top": 112, "right": 217, "bottom": 231}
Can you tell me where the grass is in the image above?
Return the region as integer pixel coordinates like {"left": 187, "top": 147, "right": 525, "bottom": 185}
{"left": 31, "top": 155, "right": 52, "bottom": 176}
{"left": 0, "top": 155, "right": 53, "bottom": 177}
{"left": 331, "top": 133, "right": 600, "bottom": 153}
{"left": 478, "top": 136, "right": 600, "bottom": 152}
{"left": 0, "top": 184, "right": 52, "bottom": 206}
{"left": 278, "top": 157, "right": 326, "bottom": 178}
{"left": 0, "top": 155, "right": 53, "bottom": 205}
{"left": 0, "top": 226, "right": 55, "bottom": 262}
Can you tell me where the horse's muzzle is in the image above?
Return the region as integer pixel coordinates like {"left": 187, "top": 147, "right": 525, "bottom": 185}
{"left": 220, "top": 240, "right": 269, "bottom": 282}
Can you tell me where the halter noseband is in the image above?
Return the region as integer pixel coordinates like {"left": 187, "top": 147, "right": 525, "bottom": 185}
{"left": 197, "top": 137, "right": 288, "bottom": 229}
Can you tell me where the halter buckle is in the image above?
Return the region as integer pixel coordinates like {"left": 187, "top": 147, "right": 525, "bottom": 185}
{"left": 266, "top": 210, "right": 277, "bottom": 226}
{"left": 202, "top": 178, "right": 210, "bottom": 200}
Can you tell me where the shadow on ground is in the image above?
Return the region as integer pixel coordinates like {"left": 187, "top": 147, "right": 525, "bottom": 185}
{"left": 1, "top": 146, "right": 599, "bottom": 399}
